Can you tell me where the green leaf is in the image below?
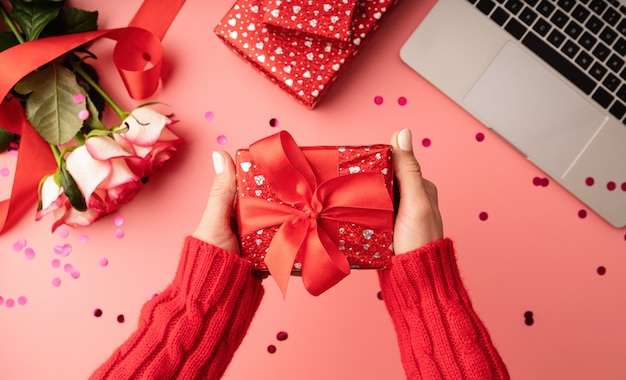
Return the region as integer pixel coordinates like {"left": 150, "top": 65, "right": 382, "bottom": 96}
{"left": 0, "top": 128, "right": 14, "bottom": 152}
{"left": 0, "top": 32, "right": 19, "bottom": 52}
{"left": 14, "top": 62, "right": 86, "bottom": 145}
{"left": 59, "top": 164, "right": 87, "bottom": 211}
{"left": 10, "top": 0, "right": 63, "bottom": 41}
{"left": 82, "top": 95, "right": 106, "bottom": 130}
{"left": 44, "top": 7, "right": 98, "bottom": 36}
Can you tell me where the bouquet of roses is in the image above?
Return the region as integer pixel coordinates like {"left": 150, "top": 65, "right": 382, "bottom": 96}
{"left": 0, "top": 0, "right": 183, "bottom": 231}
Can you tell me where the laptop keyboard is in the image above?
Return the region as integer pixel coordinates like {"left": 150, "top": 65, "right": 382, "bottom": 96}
{"left": 469, "top": 0, "right": 626, "bottom": 124}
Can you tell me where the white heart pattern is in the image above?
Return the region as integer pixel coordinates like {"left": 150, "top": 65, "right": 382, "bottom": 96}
{"left": 240, "top": 162, "right": 252, "bottom": 172}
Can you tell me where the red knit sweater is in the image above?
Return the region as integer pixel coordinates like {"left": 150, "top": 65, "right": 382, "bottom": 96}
{"left": 90, "top": 237, "right": 509, "bottom": 379}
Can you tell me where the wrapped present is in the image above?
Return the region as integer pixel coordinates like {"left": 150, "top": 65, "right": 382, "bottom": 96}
{"left": 262, "top": 0, "right": 358, "bottom": 46}
{"left": 236, "top": 131, "right": 395, "bottom": 296}
{"left": 214, "top": 0, "right": 400, "bottom": 108}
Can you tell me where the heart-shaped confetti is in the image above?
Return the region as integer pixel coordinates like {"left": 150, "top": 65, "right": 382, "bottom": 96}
{"left": 53, "top": 244, "right": 72, "bottom": 257}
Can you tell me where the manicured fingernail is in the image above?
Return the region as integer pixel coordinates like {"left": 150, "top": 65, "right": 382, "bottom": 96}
{"left": 398, "top": 129, "right": 413, "bottom": 151}
{"left": 212, "top": 151, "right": 225, "bottom": 174}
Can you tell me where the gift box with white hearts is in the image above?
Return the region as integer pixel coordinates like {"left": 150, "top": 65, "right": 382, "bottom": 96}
{"left": 235, "top": 131, "right": 395, "bottom": 296}
{"left": 262, "top": 0, "right": 358, "bottom": 46}
{"left": 214, "top": 0, "right": 399, "bottom": 108}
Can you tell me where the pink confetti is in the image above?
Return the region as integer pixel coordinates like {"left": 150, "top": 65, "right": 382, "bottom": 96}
{"left": 24, "top": 248, "right": 35, "bottom": 260}
{"left": 0, "top": 167, "right": 9, "bottom": 177}
{"left": 54, "top": 243, "right": 72, "bottom": 256}
{"left": 98, "top": 257, "right": 109, "bottom": 267}
{"left": 422, "top": 138, "right": 432, "bottom": 147}
{"left": 78, "top": 109, "right": 90, "bottom": 121}
{"left": 204, "top": 111, "right": 215, "bottom": 121}
{"left": 63, "top": 263, "right": 73, "bottom": 273}
{"left": 70, "top": 270, "right": 80, "bottom": 279}
{"left": 113, "top": 216, "right": 124, "bottom": 226}
{"left": 79, "top": 234, "right": 89, "bottom": 244}
{"left": 17, "top": 296, "right": 27, "bottom": 306}
{"left": 397, "top": 96, "right": 407, "bottom": 106}
{"left": 12, "top": 238, "right": 26, "bottom": 252}
{"left": 114, "top": 229, "right": 125, "bottom": 239}
{"left": 52, "top": 277, "right": 62, "bottom": 287}
{"left": 73, "top": 93, "right": 85, "bottom": 104}
{"left": 0, "top": 297, "right": 3, "bottom": 306}
{"left": 5, "top": 298, "right": 14, "bottom": 308}
{"left": 373, "top": 96, "right": 384, "bottom": 105}
{"left": 217, "top": 135, "right": 228, "bottom": 145}
{"left": 51, "top": 259, "right": 61, "bottom": 268}
{"left": 58, "top": 228, "right": 69, "bottom": 238}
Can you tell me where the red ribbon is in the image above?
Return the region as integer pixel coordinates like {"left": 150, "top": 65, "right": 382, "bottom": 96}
{"left": 0, "top": 0, "right": 185, "bottom": 233}
{"left": 238, "top": 131, "right": 394, "bottom": 296}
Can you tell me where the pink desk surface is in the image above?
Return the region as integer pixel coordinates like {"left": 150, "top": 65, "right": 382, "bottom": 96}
{"left": 1, "top": 1, "right": 625, "bottom": 379}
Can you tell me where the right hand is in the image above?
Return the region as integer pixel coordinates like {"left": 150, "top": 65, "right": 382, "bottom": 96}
{"left": 390, "top": 129, "right": 443, "bottom": 254}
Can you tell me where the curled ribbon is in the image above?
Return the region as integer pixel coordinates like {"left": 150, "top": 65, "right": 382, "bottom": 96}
{"left": 238, "top": 131, "right": 394, "bottom": 296}
{"left": 0, "top": 0, "right": 185, "bottom": 233}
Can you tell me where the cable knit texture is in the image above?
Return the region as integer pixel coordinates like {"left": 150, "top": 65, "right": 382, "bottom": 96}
{"left": 90, "top": 237, "right": 264, "bottom": 380}
{"left": 90, "top": 237, "right": 509, "bottom": 379}
{"left": 378, "top": 238, "right": 510, "bottom": 379}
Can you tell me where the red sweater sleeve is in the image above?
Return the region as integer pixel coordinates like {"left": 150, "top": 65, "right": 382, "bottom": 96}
{"left": 379, "top": 238, "right": 510, "bottom": 380}
{"left": 90, "top": 236, "right": 264, "bottom": 380}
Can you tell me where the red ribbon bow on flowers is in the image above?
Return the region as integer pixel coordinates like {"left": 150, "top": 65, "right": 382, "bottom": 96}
{"left": 0, "top": 0, "right": 185, "bottom": 233}
{"left": 238, "top": 131, "right": 394, "bottom": 296}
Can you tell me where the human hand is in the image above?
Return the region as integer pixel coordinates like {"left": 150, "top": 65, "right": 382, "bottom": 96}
{"left": 192, "top": 151, "right": 240, "bottom": 254}
{"left": 391, "top": 129, "right": 443, "bottom": 254}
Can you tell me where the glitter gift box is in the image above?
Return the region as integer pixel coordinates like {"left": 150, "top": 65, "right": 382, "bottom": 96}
{"left": 262, "top": 0, "right": 358, "bottom": 46}
{"left": 235, "top": 131, "right": 395, "bottom": 296}
{"left": 214, "top": 0, "right": 399, "bottom": 108}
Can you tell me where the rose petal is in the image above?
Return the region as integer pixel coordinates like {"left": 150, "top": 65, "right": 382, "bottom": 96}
{"left": 99, "top": 159, "right": 141, "bottom": 190}
{"left": 39, "top": 175, "right": 63, "bottom": 211}
{"left": 122, "top": 108, "right": 171, "bottom": 147}
{"left": 52, "top": 206, "right": 101, "bottom": 231}
{"left": 85, "top": 136, "right": 134, "bottom": 160}
{"left": 66, "top": 145, "right": 111, "bottom": 200}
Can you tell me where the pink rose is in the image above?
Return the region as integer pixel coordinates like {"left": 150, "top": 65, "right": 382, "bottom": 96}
{"left": 36, "top": 175, "right": 102, "bottom": 231}
{"left": 115, "top": 107, "right": 183, "bottom": 178}
{"left": 36, "top": 135, "right": 143, "bottom": 230}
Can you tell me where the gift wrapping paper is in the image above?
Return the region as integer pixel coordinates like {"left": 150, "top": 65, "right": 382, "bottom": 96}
{"left": 262, "top": 0, "right": 358, "bottom": 45}
{"left": 214, "top": 0, "right": 400, "bottom": 108}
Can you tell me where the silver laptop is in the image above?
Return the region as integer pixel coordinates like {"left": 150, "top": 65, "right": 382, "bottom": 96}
{"left": 401, "top": 0, "right": 626, "bottom": 228}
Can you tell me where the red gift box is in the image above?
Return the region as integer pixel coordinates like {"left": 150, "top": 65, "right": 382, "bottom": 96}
{"left": 236, "top": 131, "right": 394, "bottom": 296}
{"left": 214, "top": 0, "right": 399, "bottom": 108}
{"left": 262, "top": 0, "right": 358, "bottom": 46}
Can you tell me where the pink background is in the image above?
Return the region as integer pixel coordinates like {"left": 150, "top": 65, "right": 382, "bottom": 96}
{"left": 1, "top": 0, "right": 625, "bottom": 379}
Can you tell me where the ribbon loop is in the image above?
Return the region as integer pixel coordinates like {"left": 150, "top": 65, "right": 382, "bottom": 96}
{"left": 239, "top": 131, "right": 394, "bottom": 296}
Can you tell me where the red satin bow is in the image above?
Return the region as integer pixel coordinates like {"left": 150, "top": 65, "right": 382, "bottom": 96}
{"left": 238, "top": 131, "right": 394, "bottom": 296}
{"left": 0, "top": 0, "right": 185, "bottom": 233}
